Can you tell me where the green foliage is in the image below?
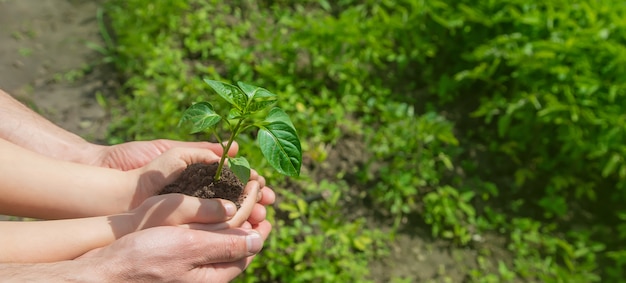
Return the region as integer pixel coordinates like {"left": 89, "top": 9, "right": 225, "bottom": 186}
{"left": 236, "top": 180, "right": 388, "bottom": 283}
{"left": 434, "top": 0, "right": 626, "bottom": 206}
{"left": 103, "top": 0, "right": 626, "bottom": 281}
{"left": 423, "top": 186, "right": 476, "bottom": 245}
{"left": 413, "top": 1, "right": 626, "bottom": 279}
{"left": 179, "top": 79, "right": 302, "bottom": 181}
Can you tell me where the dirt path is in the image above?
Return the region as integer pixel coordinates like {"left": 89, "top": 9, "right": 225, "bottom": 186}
{"left": 0, "top": 0, "right": 110, "bottom": 142}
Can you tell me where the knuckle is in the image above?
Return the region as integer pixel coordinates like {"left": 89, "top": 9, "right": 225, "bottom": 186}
{"left": 223, "top": 236, "right": 243, "bottom": 259}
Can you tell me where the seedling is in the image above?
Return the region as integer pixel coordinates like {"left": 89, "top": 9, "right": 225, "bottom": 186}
{"left": 179, "top": 79, "right": 302, "bottom": 183}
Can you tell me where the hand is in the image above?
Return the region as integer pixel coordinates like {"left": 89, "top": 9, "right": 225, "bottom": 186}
{"left": 79, "top": 223, "right": 272, "bottom": 283}
{"left": 247, "top": 170, "right": 276, "bottom": 226}
{"left": 129, "top": 147, "right": 223, "bottom": 208}
{"left": 129, "top": 147, "right": 275, "bottom": 219}
{"left": 122, "top": 194, "right": 238, "bottom": 236}
{"left": 92, "top": 139, "right": 239, "bottom": 171}
{"left": 130, "top": 173, "right": 274, "bottom": 231}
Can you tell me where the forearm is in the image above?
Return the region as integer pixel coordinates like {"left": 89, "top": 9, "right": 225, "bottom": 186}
{"left": 0, "top": 89, "right": 104, "bottom": 164}
{"left": 0, "top": 214, "right": 132, "bottom": 263}
{"left": 0, "top": 259, "right": 106, "bottom": 282}
{"left": 0, "top": 138, "right": 137, "bottom": 218}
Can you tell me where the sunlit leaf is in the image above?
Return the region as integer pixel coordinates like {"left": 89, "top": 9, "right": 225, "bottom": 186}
{"left": 263, "top": 107, "right": 296, "bottom": 130}
{"left": 179, "top": 102, "right": 221, "bottom": 134}
{"left": 237, "top": 81, "right": 277, "bottom": 101}
{"left": 257, "top": 108, "right": 302, "bottom": 176}
{"left": 237, "top": 81, "right": 277, "bottom": 112}
{"left": 204, "top": 79, "right": 247, "bottom": 111}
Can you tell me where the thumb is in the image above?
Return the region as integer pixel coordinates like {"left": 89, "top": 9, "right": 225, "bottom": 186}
{"left": 188, "top": 228, "right": 264, "bottom": 265}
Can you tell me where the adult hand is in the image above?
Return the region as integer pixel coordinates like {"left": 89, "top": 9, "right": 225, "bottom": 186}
{"left": 78, "top": 222, "right": 272, "bottom": 283}
{"left": 93, "top": 139, "right": 239, "bottom": 171}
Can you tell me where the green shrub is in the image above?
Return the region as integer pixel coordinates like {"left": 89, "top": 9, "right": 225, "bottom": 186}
{"left": 412, "top": 1, "right": 626, "bottom": 278}
{"left": 103, "top": 0, "right": 626, "bottom": 281}
{"left": 236, "top": 180, "right": 387, "bottom": 283}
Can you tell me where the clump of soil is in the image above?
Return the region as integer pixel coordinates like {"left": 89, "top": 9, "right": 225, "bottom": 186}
{"left": 159, "top": 163, "right": 245, "bottom": 208}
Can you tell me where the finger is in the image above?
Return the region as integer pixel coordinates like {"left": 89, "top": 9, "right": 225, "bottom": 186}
{"left": 256, "top": 188, "right": 263, "bottom": 202}
{"left": 188, "top": 180, "right": 261, "bottom": 230}
{"left": 156, "top": 140, "right": 237, "bottom": 157}
{"left": 207, "top": 221, "right": 276, "bottom": 279}
{"left": 178, "top": 197, "right": 237, "bottom": 223}
{"left": 191, "top": 228, "right": 265, "bottom": 263}
{"left": 241, "top": 221, "right": 252, "bottom": 229}
{"left": 256, "top": 175, "right": 266, "bottom": 189}
{"left": 173, "top": 147, "right": 221, "bottom": 166}
{"left": 252, "top": 220, "right": 273, "bottom": 240}
{"left": 226, "top": 180, "right": 260, "bottom": 227}
{"left": 259, "top": 186, "right": 276, "bottom": 205}
{"left": 226, "top": 141, "right": 239, "bottom": 157}
{"left": 137, "top": 195, "right": 237, "bottom": 230}
{"left": 246, "top": 203, "right": 267, "bottom": 225}
{"left": 188, "top": 255, "right": 256, "bottom": 283}
{"left": 249, "top": 170, "right": 266, "bottom": 188}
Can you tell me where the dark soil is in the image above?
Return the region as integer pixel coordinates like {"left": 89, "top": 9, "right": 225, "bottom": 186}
{"left": 159, "top": 163, "right": 245, "bottom": 208}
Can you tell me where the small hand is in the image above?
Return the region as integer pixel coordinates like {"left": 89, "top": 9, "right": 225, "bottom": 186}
{"left": 93, "top": 139, "right": 238, "bottom": 171}
{"left": 121, "top": 194, "right": 238, "bottom": 236}
{"left": 129, "top": 147, "right": 223, "bottom": 207}
{"left": 247, "top": 170, "right": 276, "bottom": 226}
{"left": 128, "top": 147, "right": 275, "bottom": 227}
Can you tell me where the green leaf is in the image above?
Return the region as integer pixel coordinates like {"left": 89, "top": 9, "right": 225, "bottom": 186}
{"left": 257, "top": 108, "right": 302, "bottom": 176}
{"left": 179, "top": 102, "right": 221, "bottom": 134}
{"left": 204, "top": 79, "right": 247, "bottom": 111}
{"left": 228, "top": 156, "right": 251, "bottom": 184}
{"left": 264, "top": 107, "right": 296, "bottom": 130}
{"left": 248, "top": 99, "right": 278, "bottom": 113}
{"left": 602, "top": 153, "right": 622, "bottom": 177}
{"left": 237, "top": 81, "right": 277, "bottom": 101}
{"left": 237, "top": 81, "right": 277, "bottom": 113}
{"left": 227, "top": 108, "right": 243, "bottom": 120}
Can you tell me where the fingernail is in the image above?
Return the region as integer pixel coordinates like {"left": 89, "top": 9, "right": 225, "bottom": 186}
{"left": 246, "top": 231, "right": 263, "bottom": 254}
{"left": 224, "top": 202, "right": 237, "bottom": 217}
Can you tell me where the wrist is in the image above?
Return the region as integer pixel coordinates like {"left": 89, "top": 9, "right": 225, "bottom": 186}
{"left": 75, "top": 143, "right": 107, "bottom": 166}
{"left": 127, "top": 169, "right": 151, "bottom": 210}
{"left": 109, "top": 211, "right": 137, "bottom": 239}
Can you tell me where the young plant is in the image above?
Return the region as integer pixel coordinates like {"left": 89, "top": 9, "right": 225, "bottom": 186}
{"left": 179, "top": 78, "right": 302, "bottom": 183}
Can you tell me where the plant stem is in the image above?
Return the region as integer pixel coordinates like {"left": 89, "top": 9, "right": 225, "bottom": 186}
{"left": 214, "top": 118, "right": 244, "bottom": 181}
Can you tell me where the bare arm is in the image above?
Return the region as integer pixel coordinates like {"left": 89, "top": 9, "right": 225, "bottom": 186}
{"left": 0, "top": 89, "right": 237, "bottom": 170}
{"left": 0, "top": 260, "right": 104, "bottom": 282}
{"left": 0, "top": 137, "right": 231, "bottom": 218}
{"left": 0, "top": 194, "right": 240, "bottom": 263}
{"left": 0, "top": 89, "right": 101, "bottom": 164}
{"left": 0, "top": 137, "right": 132, "bottom": 218}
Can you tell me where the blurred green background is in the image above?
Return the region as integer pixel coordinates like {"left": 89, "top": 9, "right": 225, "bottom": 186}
{"left": 98, "top": 0, "right": 626, "bottom": 282}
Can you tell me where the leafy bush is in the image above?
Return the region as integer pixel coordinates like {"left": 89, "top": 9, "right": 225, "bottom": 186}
{"left": 103, "top": 0, "right": 626, "bottom": 281}
{"left": 413, "top": 1, "right": 626, "bottom": 279}
{"left": 237, "top": 180, "right": 387, "bottom": 283}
